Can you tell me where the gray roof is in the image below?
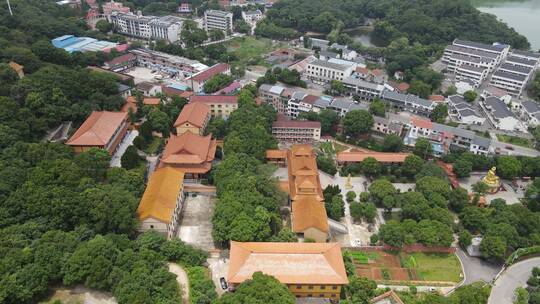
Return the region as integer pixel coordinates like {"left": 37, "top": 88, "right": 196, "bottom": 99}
{"left": 448, "top": 95, "right": 467, "bottom": 105}
{"left": 473, "top": 135, "right": 491, "bottom": 147}
{"left": 314, "top": 97, "right": 332, "bottom": 108}
{"left": 310, "top": 38, "right": 329, "bottom": 50}
{"left": 342, "top": 77, "right": 384, "bottom": 91}
{"left": 330, "top": 98, "right": 353, "bottom": 110}
{"left": 258, "top": 84, "right": 273, "bottom": 93}
{"left": 432, "top": 122, "right": 476, "bottom": 139}
{"left": 330, "top": 43, "right": 347, "bottom": 51}
{"left": 458, "top": 64, "right": 486, "bottom": 73}
{"left": 319, "top": 51, "right": 339, "bottom": 59}
{"left": 455, "top": 102, "right": 473, "bottom": 110}
{"left": 499, "top": 63, "right": 533, "bottom": 75}
{"left": 245, "top": 10, "right": 262, "bottom": 15}
{"left": 506, "top": 55, "right": 537, "bottom": 67}
{"left": 453, "top": 39, "right": 506, "bottom": 53}
{"left": 458, "top": 108, "right": 480, "bottom": 117}
{"left": 484, "top": 96, "right": 514, "bottom": 119}
{"left": 205, "top": 9, "right": 232, "bottom": 17}
{"left": 450, "top": 53, "right": 482, "bottom": 64}
{"left": 511, "top": 49, "right": 540, "bottom": 59}
{"left": 445, "top": 45, "right": 498, "bottom": 59}
{"left": 269, "top": 85, "right": 285, "bottom": 95}
{"left": 117, "top": 83, "right": 131, "bottom": 93}
{"left": 291, "top": 91, "right": 307, "bottom": 100}
{"left": 348, "top": 103, "right": 368, "bottom": 111}
{"left": 381, "top": 90, "right": 434, "bottom": 108}
{"left": 492, "top": 70, "right": 528, "bottom": 82}
{"left": 309, "top": 59, "right": 350, "bottom": 72}
{"left": 521, "top": 100, "right": 540, "bottom": 114}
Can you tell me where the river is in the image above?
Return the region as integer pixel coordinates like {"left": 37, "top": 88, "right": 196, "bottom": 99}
{"left": 473, "top": 0, "right": 540, "bottom": 51}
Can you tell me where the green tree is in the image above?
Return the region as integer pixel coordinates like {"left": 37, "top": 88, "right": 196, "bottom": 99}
{"left": 343, "top": 110, "right": 374, "bottom": 138}
{"left": 121, "top": 146, "right": 142, "bottom": 170}
{"left": 453, "top": 158, "right": 473, "bottom": 178}
{"left": 408, "top": 80, "right": 431, "bottom": 99}
{"left": 329, "top": 80, "right": 345, "bottom": 96}
{"left": 382, "top": 134, "right": 403, "bottom": 152}
{"left": 361, "top": 157, "right": 381, "bottom": 177}
{"left": 413, "top": 138, "right": 432, "bottom": 159}
{"left": 430, "top": 103, "right": 448, "bottom": 123}
{"left": 74, "top": 148, "right": 111, "bottom": 180}
{"left": 203, "top": 73, "right": 234, "bottom": 93}
{"left": 369, "top": 98, "right": 386, "bottom": 117}
{"left": 148, "top": 108, "right": 171, "bottom": 137}
{"left": 318, "top": 109, "right": 339, "bottom": 135}
{"left": 368, "top": 179, "right": 397, "bottom": 205}
{"left": 205, "top": 117, "right": 228, "bottom": 139}
{"left": 497, "top": 156, "right": 522, "bottom": 179}
{"left": 346, "top": 191, "right": 357, "bottom": 203}
{"left": 216, "top": 272, "right": 295, "bottom": 304}
{"left": 96, "top": 20, "right": 113, "bottom": 33}
{"left": 463, "top": 90, "right": 478, "bottom": 103}
{"left": 458, "top": 230, "right": 472, "bottom": 249}
{"left": 402, "top": 155, "right": 424, "bottom": 177}
{"left": 480, "top": 236, "right": 507, "bottom": 260}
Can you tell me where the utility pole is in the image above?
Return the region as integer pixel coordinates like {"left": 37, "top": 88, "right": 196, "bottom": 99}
{"left": 6, "top": 0, "right": 13, "bottom": 16}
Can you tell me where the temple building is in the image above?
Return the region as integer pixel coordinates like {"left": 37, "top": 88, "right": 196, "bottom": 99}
{"left": 159, "top": 131, "right": 217, "bottom": 180}
{"left": 227, "top": 241, "right": 348, "bottom": 300}
{"left": 174, "top": 102, "right": 210, "bottom": 135}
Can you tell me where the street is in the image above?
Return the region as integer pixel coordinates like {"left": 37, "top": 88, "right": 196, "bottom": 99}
{"left": 489, "top": 257, "right": 540, "bottom": 304}
{"left": 456, "top": 248, "right": 501, "bottom": 286}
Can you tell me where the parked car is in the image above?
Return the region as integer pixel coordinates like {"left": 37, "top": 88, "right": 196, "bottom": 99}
{"left": 220, "top": 277, "right": 228, "bottom": 290}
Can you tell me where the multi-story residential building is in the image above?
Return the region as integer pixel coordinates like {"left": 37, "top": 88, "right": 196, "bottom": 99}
{"left": 481, "top": 96, "right": 526, "bottom": 131}
{"left": 489, "top": 69, "right": 530, "bottom": 97}
{"left": 372, "top": 115, "right": 404, "bottom": 135}
{"left": 204, "top": 10, "right": 233, "bottom": 34}
{"left": 447, "top": 95, "right": 486, "bottom": 125}
{"left": 516, "top": 100, "right": 540, "bottom": 126}
{"left": 242, "top": 9, "right": 263, "bottom": 23}
{"left": 305, "top": 59, "right": 355, "bottom": 84}
{"left": 227, "top": 242, "right": 348, "bottom": 300}
{"left": 188, "top": 63, "right": 231, "bottom": 93}
{"left": 287, "top": 92, "right": 319, "bottom": 118}
{"left": 110, "top": 12, "right": 183, "bottom": 42}
{"left": 506, "top": 55, "right": 538, "bottom": 70}
{"left": 381, "top": 90, "right": 435, "bottom": 117}
{"left": 130, "top": 48, "right": 208, "bottom": 77}
{"left": 137, "top": 167, "right": 185, "bottom": 239}
{"left": 403, "top": 116, "right": 491, "bottom": 156}
{"left": 258, "top": 84, "right": 289, "bottom": 114}
{"left": 174, "top": 102, "right": 210, "bottom": 135}
{"left": 328, "top": 98, "right": 367, "bottom": 117}
{"left": 272, "top": 119, "right": 321, "bottom": 143}
{"left": 189, "top": 95, "right": 238, "bottom": 119}
{"left": 342, "top": 77, "right": 385, "bottom": 100}
{"left": 452, "top": 39, "right": 510, "bottom": 61}
{"left": 66, "top": 111, "right": 129, "bottom": 155}
{"left": 510, "top": 49, "right": 540, "bottom": 69}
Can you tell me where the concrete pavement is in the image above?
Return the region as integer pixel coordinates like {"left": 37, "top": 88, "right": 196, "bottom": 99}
{"left": 168, "top": 263, "right": 190, "bottom": 304}
{"left": 488, "top": 257, "right": 540, "bottom": 304}
{"left": 456, "top": 248, "right": 501, "bottom": 286}
{"left": 110, "top": 130, "right": 138, "bottom": 167}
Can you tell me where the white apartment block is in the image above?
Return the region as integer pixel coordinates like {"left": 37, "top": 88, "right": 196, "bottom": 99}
{"left": 204, "top": 10, "right": 233, "bottom": 34}
{"left": 110, "top": 12, "right": 183, "bottom": 43}
{"left": 305, "top": 59, "right": 355, "bottom": 84}
{"left": 272, "top": 120, "right": 321, "bottom": 143}
{"left": 489, "top": 69, "right": 530, "bottom": 97}
{"left": 510, "top": 50, "right": 540, "bottom": 69}
{"left": 342, "top": 77, "right": 385, "bottom": 101}
{"left": 242, "top": 10, "right": 263, "bottom": 23}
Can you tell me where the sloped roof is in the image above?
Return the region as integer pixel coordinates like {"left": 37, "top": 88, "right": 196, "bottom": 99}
{"left": 161, "top": 131, "right": 216, "bottom": 165}
{"left": 228, "top": 241, "right": 347, "bottom": 285}
{"left": 371, "top": 290, "right": 404, "bottom": 304}
{"left": 411, "top": 117, "right": 433, "bottom": 129}
{"left": 174, "top": 102, "right": 210, "bottom": 128}
{"left": 137, "top": 167, "right": 184, "bottom": 223}
{"left": 106, "top": 53, "right": 136, "bottom": 66}
{"left": 266, "top": 149, "right": 287, "bottom": 159}
{"left": 273, "top": 120, "right": 321, "bottom": 129}
{"left": 292, "top": 197, "right": 329, "bottom": 233}
{"left": 190, "top": 95, "right": 238, "bottom": 104}
{"left": 337, "top": 152, "right": 410, "bottom": 163}
{"left": 189, "top": 63, "right": 230, "bottom": 82}
{"left": 67, "top": 111, "right": 127, "bottom": 146}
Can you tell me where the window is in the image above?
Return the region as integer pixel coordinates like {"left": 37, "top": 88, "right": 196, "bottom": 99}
{"left": 332, "top": 285, "right": 338, "bottom": 290}
{"left": 308, "top": 285, "right": 313, "bottom": 290}
{"left": 320, "top": 285, "right": 326, "bottom": 290}
{"left": 150, "top": 225, "right": 154, "bottom": 229}
{"left": 296, "top": 285, "right": 302, "bottom": 289}
{"left": 307, "top": 294, "right": 312, "bottom": 297}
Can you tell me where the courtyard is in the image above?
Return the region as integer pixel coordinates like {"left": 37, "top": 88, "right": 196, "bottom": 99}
{"left": 177, "top": 194, "right": 216, "bottom": 251}
{"left": 459, "top": 173, "right": 528, "bottom": 204}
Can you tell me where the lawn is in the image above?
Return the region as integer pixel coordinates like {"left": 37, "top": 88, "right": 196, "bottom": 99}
{"left": 349, "top": 251, "right": 379, "bottom": 264}
{"left": 496, "top": 134, "right": 534, "bottom": 148}
{"left": 226, "top": 37, "right": 282, "bottom": 67}
{"left": 406, "top": 253, "right": 462, "bottom": 283}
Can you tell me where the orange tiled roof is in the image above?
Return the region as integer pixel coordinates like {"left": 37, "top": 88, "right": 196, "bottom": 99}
{"left": 190, "top": 94, "right": 238, "bottom": 104}
{"left": 174, "top": 102, "right": 210, "bottom": 128}
{"left": 371, "top": 290, "right": 404, "bottom": 304}
{"left": 161, "top": 131, "right": 216, "bottom": 165}
{"left": 66, "top": 111, "right": 127, "bottom": 146}
{"left": 228, "top": 241, "right": 348, "bottom": 285}
{"left": 292, "top": 196, "right": 329, "bottom": 233}
{"left": 189, "top": 63, "right": 230, "bottom": 82}
{"left": 137, "top": 167, "right": 184, "bottom": 223}
{"left": 397, "top": 82, "right": 410, "bottom": 92}
{"left": 411, "top": 117, "right": 433, "bottom": 129}
{"left": 121, "top": 96, "right": 160, "bottom": 112}
{"left": 429, "top": 95, "right": 445, "bottom": 102}
{"left": 337, "top": 152, "right": 411, "bottom": 163}
{"left": 266, "top": 149, "right": 287, "bottom": 159}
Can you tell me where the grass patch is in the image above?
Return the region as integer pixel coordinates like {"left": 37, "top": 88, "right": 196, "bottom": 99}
{"left": 226, "top": 37, "right": 281, "bottom": 67}
{"left": 496, "top": 134, "right": 533, "bottom": 148}
{"left": 333, "top": 142, "right": 348, "bottom": 153}
{"left": 382, "top": 211, "right": 401, "bottom": 222}
{"left": 408, "top": 253, "right": 462, "bottom": 283}
{"left": 350, "top": 251, "right": 379, "bottom": 264}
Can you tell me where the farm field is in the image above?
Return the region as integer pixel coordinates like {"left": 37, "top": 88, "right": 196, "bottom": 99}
{"left": 347, "top": 249, "right": 463, "bottom": 285}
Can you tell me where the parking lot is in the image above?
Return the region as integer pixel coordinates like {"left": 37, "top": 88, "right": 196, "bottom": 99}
{"left": 177, "top": 194, "right": 216, "bottom": 251}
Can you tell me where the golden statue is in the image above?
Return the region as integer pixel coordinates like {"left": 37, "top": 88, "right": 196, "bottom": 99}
{"left": 482, "top": 166, "right": 501, "bottom": 190}
{"left": 345, "top": 173, "right": 353, "bottom": 190}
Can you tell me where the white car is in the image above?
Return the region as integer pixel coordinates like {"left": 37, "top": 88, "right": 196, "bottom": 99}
{"left": 354, "top": 239, "right": 361, "bottom": 246}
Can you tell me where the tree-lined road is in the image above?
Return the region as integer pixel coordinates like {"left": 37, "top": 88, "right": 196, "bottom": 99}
{"left": 488, "top": 257, "right": 540, "bottom": 304}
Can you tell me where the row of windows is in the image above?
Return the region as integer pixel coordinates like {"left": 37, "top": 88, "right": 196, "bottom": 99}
{"left": 289, "top": 285, "right": 339, "bottom": 290}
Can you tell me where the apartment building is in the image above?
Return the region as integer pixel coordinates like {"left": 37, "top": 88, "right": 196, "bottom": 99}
{"left": 66, "top": 111, "right": 129, "bottom": 155}
{"left": 204, "top": 10, "right": 233, "bottom": 34}
{"left": 189, "top": 94, "right": 238, "bottom": 119}
{"left": 188, "top": 63, "right": 231, "bottom": 93}
{"left": 228, "top": 242, "right": 348, "bottom": 300}
{"left": 342, "top": 77, "right": 385, "bottom": 101}
{"left": 130, "top": 48, "right": 208, "bottom": 77}
{"left": 242, "top": 9, "right": 263, "bottom": 23}
{"left": 305, "top": 59, "right": 355, "bottom": 84}
{"left": 287, "top": 92, "right": 319, "bottom": 118}
{"left": 510, "top": 49, "right": 540, "bottom": 69}
{"left": 258, "top": 84, "right": 289, "bottom": 114}
{"left": 490, "top": 62, "right": 533, "bottom": 97}
{"left": 272, "top": 119, "right": 321, "bottom": 143}
{"left": 110, "top": 12, "right": 183, "bottom": 42}
{"left": 381, "top": 90, "right": 435, "bottom": 117}
{"left": 137, "top": 167, "right": 185, "bottom": 239}
{"left": 481, "top": 96, "right": 525, "bottom": 131}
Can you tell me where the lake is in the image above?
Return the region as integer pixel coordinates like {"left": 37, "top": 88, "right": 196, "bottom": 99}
{"left": 473, "top": 0, "right": 540, "bottom": 50}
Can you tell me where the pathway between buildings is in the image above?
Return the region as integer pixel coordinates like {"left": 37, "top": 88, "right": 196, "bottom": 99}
{"left": 168, "top": 263, "right": 190, "bottom": 304}
{"left": 488, "top": 257, "right": 540, "bottom": 304}
{"left": 455, "top": 248, "right": 501, "bottom": 286}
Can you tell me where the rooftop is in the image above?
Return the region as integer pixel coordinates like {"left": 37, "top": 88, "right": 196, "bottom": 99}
{"left": 189, "top": 63, "right": 230, "bottom": 83}
{"left": 453, "top": 39, "right": 507, "bottom": 53}
{"left": 174, "top": 102, "right": 210, "bottom": 128}
{"left": 66, "top": 111, "right": 127, "bottom": 146}
{"left": 137, "top": 167, "right": 184, "bottom": 223}
{"left": 190, "top": 94, "right": 238, "bottom": 104}
{"left": 499, "top": 62, "right": 533, "bottom": 75}
{"left": 337, "top": 152, "right": 410, "bottom": 163}
{"left": 273, "top": 119, "right": 321, "bottom": 129}
{"left": 292, "top": 197, "right": 329, "bottom": 233}
{"left": 521, "top": 100, "right": 540, "bottom": 114}
{"left": 492, "top": 70, "right": 528, "bottom": 82}
{"left": 506, "top": 55, "right": 537, "bottom": 67}
{"left": 205, "top": 9, "right": 232, "bottom": 17}
{"left": 309, "top": 59, "right": 350, "bottom": 72}
{"left": 161, "top": 131, "right": 216, "bottom": 167}
{"left": 484, "top": 97, "right": 514, "bottom": 119}
{"left": 227, "top": 242, "right": 348, "bottom": 285}
{"left": 511, "top": 49, "right": 540, "bottom": 59}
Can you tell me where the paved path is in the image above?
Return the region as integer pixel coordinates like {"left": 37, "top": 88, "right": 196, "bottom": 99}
{"left": 456, "top": 248, "right": 501, "bottom": 286}
{"left": 110, "top": 130, "right": 138, "bottom": 167}
{"left": 168, "top": 263, "right": 190, "bottom": 304}
{"left": 488, "top": 257, "right": 540, "bottom": 304}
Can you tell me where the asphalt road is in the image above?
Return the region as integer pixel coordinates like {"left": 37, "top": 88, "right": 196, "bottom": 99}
{"left": 456, "top": 248, "right": 501, "bottom": 286}
{"left": 488, "top": 257, "right": 540, "bottom": 304}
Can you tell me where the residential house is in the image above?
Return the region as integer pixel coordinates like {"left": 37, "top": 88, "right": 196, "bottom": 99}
{"left": 242, "top": 9, "right": 263, "bottom": 23}
{"left": 288, "top": 93, "right": 319, "bottom": 118}
{"left": 137, "top": 167, "right": 185, "bottom": 239}
{"left": 174, "top": 102, "right": 210, "bottom": 135}
{"left": 66, "top": 111, "right": 129, "bottom": 155}
{"left": 481, "top": 86, "right": 512, "bottom": 104}
{"left": 372, "top": 115, "right": 403, "bottom": 135}
{"left": 329, "top": 43, "right": 357, "bottom": 61}
{"left": 105, "top": 53, "right": 137, "bottom": 72}
{"left": 102, "top": 0, "right": 131, "bottom": 20}
{"left": 258, "top": 84, "right": 289, "bottom": 114}
{"left": 159, "top": 131, "right": 217, "bottom": 180}
{"left": 272, "top": 118, "right": 321, "bottom": 143}
{"left": 481, "top": 96, "right": 525, "bottom": 131}
{"left": 136, "top": 81, "right": 162, "bottom": 96}
{"left": 121, "top": 95, "right": 160, "bottom": 113}
{"left": 189, "top": 94, "right": 238, "bottom": 119}
{"left": 227, "top": 241, "right": 348, "bottom": 300}
{"left": 447, "top": 95, "right": 485, "bottom": 125}
{"left": 188, "top": 63, "right": 231, "bottom": 93}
